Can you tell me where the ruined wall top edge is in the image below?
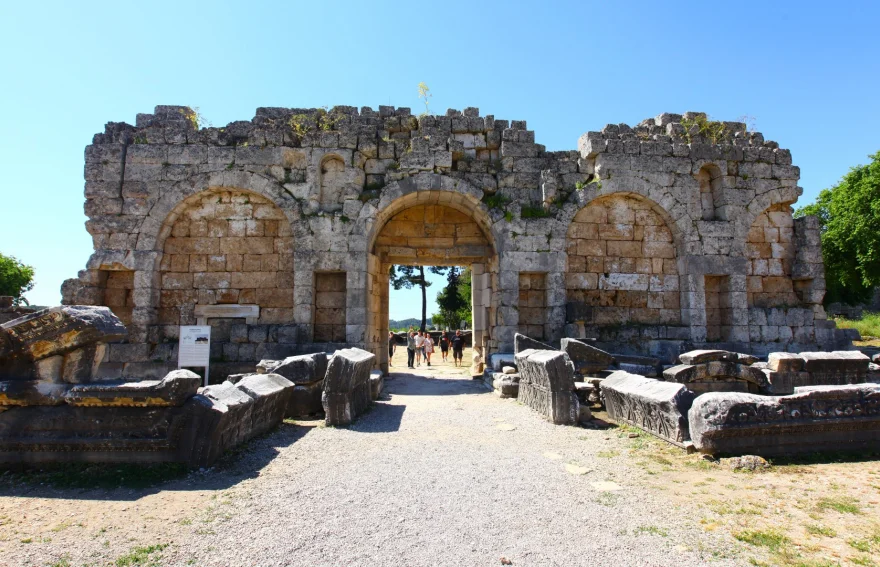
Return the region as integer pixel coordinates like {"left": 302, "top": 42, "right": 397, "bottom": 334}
{"left": 91, "top": 105, "right": 787, "bottom": 159}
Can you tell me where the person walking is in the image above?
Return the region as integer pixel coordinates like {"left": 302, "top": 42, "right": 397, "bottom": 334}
{"left": 406, "top": 331, "right": 416, "bottom": 368}
{"left": 439, "top": 331, "right": 449, "bottom": 362}
{"left": 414, "top": 331, "right": 425, "bottom": 366}
{"left": 388, "top": 331, "right": 396, "bottom": 366}
{"left": 451, "top": 329, "right": 465, "bottom": 367}
{"left": 424, "top": 333, "right": 434, "bottom": 366}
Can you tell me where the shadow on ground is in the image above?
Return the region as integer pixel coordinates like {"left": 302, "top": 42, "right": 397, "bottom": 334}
{"left": 385, "top": 374, "right": 487, "bottom": 396}
{"left": 0, "top": 420, "right": 315, "bottom": 500}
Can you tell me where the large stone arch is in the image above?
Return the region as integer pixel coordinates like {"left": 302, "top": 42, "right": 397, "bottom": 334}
{"left": 365, "top": 176, "right": 500, "bottom": 373}
{"left": 564, "top": 192, "right": 687, "bottom": 342}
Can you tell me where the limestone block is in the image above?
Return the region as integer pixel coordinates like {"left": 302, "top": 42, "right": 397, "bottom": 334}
{"left": 236, "top": 373, "right": 295, "bottom": 437}
{"left": 322, "top": 347, "right": 376, "bottom": 426}
{"left": 561, "top": 338, "right": 613, "bottom": 374}
{"left": 268, "top": 352, "right": 328, "bottom": 385}
{"left": 679, "top": 350, "right": 736, "bottom": 365}
{"left": 370, "top": 369, "right": 384, "bottom": 401}
{"left": 0, "top": 306, "right": 126, "bottom": 361}
{"left": 799, "top": 351, "right": 869, "bottom": 375}
{"left": 61, "top": 343, "right": 107, "bottom": 384}
{"left": 768, "top": 352, "right": 804, "bottom": 372}
{"left": 492, "top": 373, "right": 520, "bottom": 398}
{"left": 514, "top": 349, "right": 579, "bottom": 425}
{"left": 689, "top": 384, "right": 880, "bottom": 456}
{"left": 63, "top": 369, "right": 200, "bottom": 407}
{"left": 514, "top": 333, "right": 553, "bottom": 353}
{"left": 601, "top": 371, "right": 696, "bottom": 446}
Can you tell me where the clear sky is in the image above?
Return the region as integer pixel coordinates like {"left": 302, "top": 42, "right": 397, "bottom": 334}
{"left": 1, "top": 0, "right": 878, "bottom": 318}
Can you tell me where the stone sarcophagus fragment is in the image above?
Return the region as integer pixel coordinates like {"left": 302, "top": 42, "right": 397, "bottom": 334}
{"left": 688, "top": 383, "right": 880, "bottom": 456}
{"left": 322, "top": 347, "right": 375, "bottom": 426}
{"left": 601, "top": 371, "right": 696, "bottom": 447}
{"left": 514, "top": 348, "right": 580, "bottom": 425}
{"left": 258, "top": 352, "right": 328, "bottom": 417}
{"left": 1, "top": 306, "right": 126, "bottom": 383}
{"left": 561, "top": 338, "right": 613, "bottom": 375}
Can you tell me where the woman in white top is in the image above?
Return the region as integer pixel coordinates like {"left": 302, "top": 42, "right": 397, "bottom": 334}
{"left": 423, "top": 333, "right": 434, "bottom": 366}
{"left": 414, "top": 331, "right": 425, "bottom": 366}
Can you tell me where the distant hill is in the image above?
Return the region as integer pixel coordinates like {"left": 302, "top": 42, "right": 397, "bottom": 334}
{"left": 389, "top": 317, "right": 422, "bottom": 330}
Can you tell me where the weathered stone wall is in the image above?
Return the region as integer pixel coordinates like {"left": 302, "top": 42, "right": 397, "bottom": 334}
{"left": 60, "top": 105, "right": 849, "bottom": 379}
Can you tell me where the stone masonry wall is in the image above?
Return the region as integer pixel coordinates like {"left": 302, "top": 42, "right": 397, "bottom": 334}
{"left": 60, "top": 105, "right": 851, "bottom": 379}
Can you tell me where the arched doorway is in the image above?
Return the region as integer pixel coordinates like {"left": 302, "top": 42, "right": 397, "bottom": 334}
{"left": 366, "top": 190, "right": 499, "bottom": 374}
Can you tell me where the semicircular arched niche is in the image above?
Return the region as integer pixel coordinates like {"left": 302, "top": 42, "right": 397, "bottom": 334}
{"left": 565, "top": 194, "right": 681, "bottom": 337}
{"left": 157, "top": 189, "right": 295, "bottom": 335}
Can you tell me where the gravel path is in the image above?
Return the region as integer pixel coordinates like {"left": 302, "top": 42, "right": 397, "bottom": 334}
{"left": 4, "top": 360, "right": 746, "bottom": 566}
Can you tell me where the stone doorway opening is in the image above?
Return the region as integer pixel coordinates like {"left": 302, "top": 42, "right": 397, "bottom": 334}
{"left": 366, "top": 192, "right": 499, "bottom": 375}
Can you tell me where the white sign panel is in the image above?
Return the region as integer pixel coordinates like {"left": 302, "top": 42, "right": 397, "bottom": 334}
{"left": 179, "top": 325, "right": 211, "bottom": 385}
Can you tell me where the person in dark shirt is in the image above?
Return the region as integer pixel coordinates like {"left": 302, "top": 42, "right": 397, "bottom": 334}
{"left": 388, "top": 331, "right": 396, "bottom": 366}
{"left": 439, "top": 331, "right": 449, "bottom": 362}
{"left": 451, "top": 330, "right": 465, "bottom": 367}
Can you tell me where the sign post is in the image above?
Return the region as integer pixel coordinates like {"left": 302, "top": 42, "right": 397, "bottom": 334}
{"left": 179, "top": 325, "right": 211, "bottom": 386}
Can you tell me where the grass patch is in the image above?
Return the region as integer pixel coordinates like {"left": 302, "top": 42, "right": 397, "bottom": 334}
{"left": 115, "top": 543, "right": 169, "bottom": 566}
{"left": 0, "top": 463, "right": 189, "bottom": 490}
{"left": 635, "top": 525, "right": 669, "bottom": 537}
{"left": 833, "top": 311, "right": 880, "bottom": 338}
{"left": 48, "top": 558, "right": 71, "bottom": 567}
{"left": 593, "top": 492, "right": 620, "bottom": 507}
{"left": 804, "top": 524, "right": 836, "bottom": 537}
{"left": 734, "top": 529, "right": 790, "bottom": 552}
{"left": 815, "top": 495, "right": 861, "bottom": 514}
{"left": 596, "top": 450, "right": 619, "bottom": 458}
{"left": 520, "top": 205, "right": 551, "bottom": 219}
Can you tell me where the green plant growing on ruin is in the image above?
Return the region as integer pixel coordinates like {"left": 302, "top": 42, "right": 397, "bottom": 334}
{"left": 737, "top": 114, "right": 758, "bottom": 134}
{"left": 504, "top": 211, "right": 514, "bottom": 222}
{"left": 180, "top": 106, "right": 210, "bottom": 129}
{"left": 417, "top": 82, "right": 432, "bottom": 116}
{"left": 133, "top": 135, "right": 147, "bottom": 144}
{"left": 680, "top": 114, "right": 727, "bottom": 144}
{"left": 482, "top": 193, "right": 510, "bottom": 210}
{"left": 520, "top": 205, "right": 551, "bottom": 219}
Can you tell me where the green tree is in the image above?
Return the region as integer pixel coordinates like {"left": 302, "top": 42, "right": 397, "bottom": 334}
{"left": 795, "top": 150, "right": 880, "bottom": 305}
{"left": 389, "top": 265, "right": 449, "bottom": 331}
{"left": 0, "top": 253, "right": 35, "bottom": 306}
{"left": 433, "top": 267, "right": 473, "bottom": 330}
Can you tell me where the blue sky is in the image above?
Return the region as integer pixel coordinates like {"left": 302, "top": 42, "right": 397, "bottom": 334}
{"left": 1, "top": 0, "right": 878, "bottom": 319}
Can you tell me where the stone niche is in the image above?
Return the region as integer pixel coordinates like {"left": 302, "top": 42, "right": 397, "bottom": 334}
{"left": 565, "top": 195, "right": 683, "bottom": 340}
{"left": 518, "top": 272, "right": 547, "bottom": 340}
{"left": 314, "top": 272, "right": 346, "bottom": 343}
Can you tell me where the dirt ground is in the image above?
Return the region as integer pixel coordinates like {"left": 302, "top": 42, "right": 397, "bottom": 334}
{"left": 1, "top": 348, "right": 878, "bottom": 566}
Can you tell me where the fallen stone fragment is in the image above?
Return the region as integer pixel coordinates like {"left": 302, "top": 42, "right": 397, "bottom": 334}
{"left": 370, "top": 370, "right": 384, "bottom": 400}
{"left": 514, "top": 333, "right": 553, "bottom": 354}
{"left": 267, "top": 353, "right": 328, "bottom": 385}
{"left": 678, "top": 350, "right": 736, "bottom": 365}
{"left": 515, "top": 348, "right": 579, "bottom": 425}
{"left": 0, "top": 306, "right": 126, "bottom": 361}
{"left": 496, "top": 423, "right": 517, "bottom": 431}
{"left": 64, "top": 369, "right": 201, "bottom": 407}
{"left": 502, "top": 366, "right": 517, "bottom": 375}
{"left": 688, "top": 383, "right": 880, "bottom": 456}
{"left": 601, "top": 371, "right": 696, "bottom": 447}
{"left": 322, "top": 347, "right": 375, "bottom": 426}
{"left": 561, "top": 338, "right": 613, "bottom": 374}
{"left": 721, "top": 455, "right": 770, "bottom": 471}
{"left": 767, "top": 352, "right": 803, "bottom": 372}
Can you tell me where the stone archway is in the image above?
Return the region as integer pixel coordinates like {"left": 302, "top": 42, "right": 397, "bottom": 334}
{"left": 366, "top": 190, "right": 499, "bottom": 374}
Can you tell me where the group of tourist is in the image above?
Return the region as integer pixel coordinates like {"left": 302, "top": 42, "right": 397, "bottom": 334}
{"left": 388, "top": 328, "right": 466, "bottom": 368}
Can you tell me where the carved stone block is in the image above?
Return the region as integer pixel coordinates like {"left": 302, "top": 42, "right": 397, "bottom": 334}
{"left": 689, "top": 383, "right": 880, "bottom": 455}
{"left": 602, "top": 371, "right": 696, "bottom": 446}
{"left": 514, "top": 349, "right": 579, "bottom": 425}
{"left": 63, "top": 369, "right": 201, "bottom": 407}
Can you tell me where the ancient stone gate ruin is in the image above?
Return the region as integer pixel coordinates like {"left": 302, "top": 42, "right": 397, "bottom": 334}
{"left": 60, "top": 104, "right": 851, "bottom": 381}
